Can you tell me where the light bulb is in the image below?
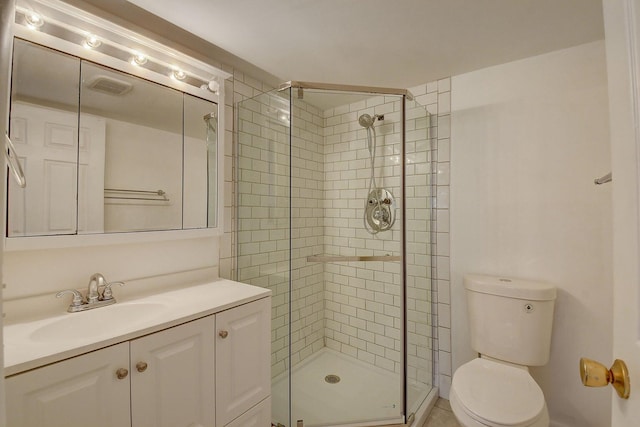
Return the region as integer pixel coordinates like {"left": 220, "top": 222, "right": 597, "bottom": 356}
{"left": 208, "top": 80, "right": 220, "bottom": 93}
{"left": 171, "top": 69, "right": 186, "bottom": 80}
{"left": 25, "top": 12, "right": 44, "bottom": 29}
{"left": 83, "top": 34, "right": 101, "bottom": 49}
{"left": 131, "top": 52, "right": 147, "bottom": 66}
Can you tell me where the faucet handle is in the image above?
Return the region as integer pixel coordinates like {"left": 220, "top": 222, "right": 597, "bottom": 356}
{"left": 101, "top": 281, "right": 124, "bottom": 301}
{"left": 56, "top": 289, "right": 85, "bottom": 308}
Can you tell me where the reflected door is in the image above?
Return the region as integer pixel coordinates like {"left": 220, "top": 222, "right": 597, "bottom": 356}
{"left": 8, "top": 103, "right": 79, "bottom": 236}
{"left": 8, "top": 39, "right": 81, "bottom": 236}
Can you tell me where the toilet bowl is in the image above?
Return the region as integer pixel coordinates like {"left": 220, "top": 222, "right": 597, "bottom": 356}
{"left": 450, "top": 275, "right": 556, "bottom": 427}
{"left": 450, "top": 358, "right": 549, "bottom": 427}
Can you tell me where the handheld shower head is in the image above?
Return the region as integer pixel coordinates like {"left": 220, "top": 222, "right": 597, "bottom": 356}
{"left": 358, "top": 113, "right": 375, "bottom": 128}
{"left": 358, "top": 113, "right": 384, "bottom": 128}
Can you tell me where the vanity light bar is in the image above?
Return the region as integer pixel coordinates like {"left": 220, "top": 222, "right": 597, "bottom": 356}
{"left": 13, "top": 4, "right": 229, "bottom": 94}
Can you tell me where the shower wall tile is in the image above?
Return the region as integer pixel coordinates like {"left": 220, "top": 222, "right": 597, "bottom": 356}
{"left": 438, "top": 92, "right": 451, "bottom": 115}
{"left": 438, "top": 78, "right": 451, "bottom": 93}
{"left": 436, "top": 209, "right": 450, "bottom": 233}
{"left": 435, "top": 79, "right": 452, "bottom": 399}
{"left": 322, "top": 94, "right": 405, "bottom": 374}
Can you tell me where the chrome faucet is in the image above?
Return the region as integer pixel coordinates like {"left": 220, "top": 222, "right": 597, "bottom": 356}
{"left": 56, "top": 273, "right": 125, "bottom": 313}
{"left": 87, "top": 273, "right": 106, "bottom": 304}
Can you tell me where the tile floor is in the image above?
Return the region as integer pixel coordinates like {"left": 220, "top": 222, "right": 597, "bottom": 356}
{"left": 422, "top": 399, "right": 460, "bottom": 427}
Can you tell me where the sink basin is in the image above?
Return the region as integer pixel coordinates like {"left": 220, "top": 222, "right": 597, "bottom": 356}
{"left": 30, "top": 302, "right": 168, "bottom": 342}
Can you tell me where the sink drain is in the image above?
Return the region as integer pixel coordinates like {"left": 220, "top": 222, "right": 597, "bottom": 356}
{"left": 325, "top": 374, "right": 340, "bottom": 384}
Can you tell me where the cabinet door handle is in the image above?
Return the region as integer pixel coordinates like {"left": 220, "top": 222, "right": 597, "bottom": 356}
{"left": 136, "top": 361, "right": 148, "bottom": 372}
{"left": 116, "top": 368, "right": 129, "bottom": 379}
{"left": 219, "top": 330, "right": 229, "bottom": 339}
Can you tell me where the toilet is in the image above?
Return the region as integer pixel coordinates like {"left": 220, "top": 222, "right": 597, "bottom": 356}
{"left": 449, "top": 274, "right": 556, "bottom": 427}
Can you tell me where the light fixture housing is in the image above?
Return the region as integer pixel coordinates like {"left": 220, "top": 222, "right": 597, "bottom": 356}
{"left": 13, "top": 1, "right": 231, "bottom": 98}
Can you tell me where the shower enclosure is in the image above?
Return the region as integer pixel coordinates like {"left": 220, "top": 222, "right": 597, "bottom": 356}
{"left": 236, "top": 81, "right": 437, "bottom": 427}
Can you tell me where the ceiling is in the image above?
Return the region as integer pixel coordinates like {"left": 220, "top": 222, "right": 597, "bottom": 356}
{"left": 119, "top": 0, "right": 605, "bottom": 90}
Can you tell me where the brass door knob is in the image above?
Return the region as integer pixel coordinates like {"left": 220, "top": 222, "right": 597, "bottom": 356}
{"left": 219, "top": 330, "right": 229, "bottom": 339}
{"left": 116, "top": 368, "right": 129, "bottom": 380}
{"left": 136, "top": 361, "right": 148, "bottom": 373}
{"left": 580, "top": 357, "right": 630, "bottom": 399}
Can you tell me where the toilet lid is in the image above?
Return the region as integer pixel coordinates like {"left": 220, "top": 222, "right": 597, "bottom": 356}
{"left": 452, "top": 358, "right": 545, "bottom": 426}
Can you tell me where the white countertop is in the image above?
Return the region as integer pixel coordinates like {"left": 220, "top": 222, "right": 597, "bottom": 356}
{"left": 3, "top": 278, "right": 270, "bottom": 377}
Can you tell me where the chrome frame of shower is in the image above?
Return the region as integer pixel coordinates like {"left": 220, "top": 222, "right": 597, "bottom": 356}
{"left": 279, "top": 80, "right": 415, "bottom": 101}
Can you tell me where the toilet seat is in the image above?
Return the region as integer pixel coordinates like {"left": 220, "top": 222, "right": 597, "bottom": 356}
{"left": 450, "top": 358, "right": 546, "bottom": 427}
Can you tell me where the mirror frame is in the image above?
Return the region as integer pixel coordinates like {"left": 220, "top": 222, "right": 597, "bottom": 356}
{"left": 5, "top": 0, "right": 230, "bottom": 251}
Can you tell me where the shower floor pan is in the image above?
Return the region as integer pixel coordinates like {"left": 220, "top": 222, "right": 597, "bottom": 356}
{"left": 272, "top": 347, "right": 404, "bottom": 427}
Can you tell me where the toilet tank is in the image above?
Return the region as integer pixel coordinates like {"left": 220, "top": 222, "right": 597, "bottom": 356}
{"left": 464, "top": 274, "right": 557, "bottom": 366}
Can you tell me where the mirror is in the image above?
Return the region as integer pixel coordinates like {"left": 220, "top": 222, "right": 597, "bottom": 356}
{"left": 7, "top": 39, "right": 219, "bottom": 237}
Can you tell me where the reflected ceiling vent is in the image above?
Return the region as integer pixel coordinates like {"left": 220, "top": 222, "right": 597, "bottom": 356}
{"left": 87, "top": 75, "right": 133, "bottom": 96}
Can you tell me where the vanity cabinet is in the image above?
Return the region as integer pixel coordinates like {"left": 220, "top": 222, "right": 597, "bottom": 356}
{"left": 5, "top": 297, "right": 271, "bottom": 427}
{"left": 215, "top": 298, "right": 271, "bottom": 426}
{"left": 5, "top": 342, "right": 131, "bottom": 427}
{"left": 130, "top": 316, "right": 215, "bottom": 427}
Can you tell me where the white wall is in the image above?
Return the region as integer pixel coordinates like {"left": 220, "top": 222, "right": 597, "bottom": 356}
{"left": 3, "top": 237, "right": 219, "bottom": 302}
{"left": 450, "top": 41, "right": 612, "bottom": 427}
{"left": 104, "top": 118, "right": 182, "bottom": 232}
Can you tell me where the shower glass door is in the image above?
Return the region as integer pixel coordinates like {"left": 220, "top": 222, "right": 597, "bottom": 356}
{"left": 404, "top": 97, "right": 436, "bottom": 416}
{"left": 237, "top": 85, "right": 435, "bottom": 427}
{"left": 236, "top": 88, "right": 292, "bottom": 427}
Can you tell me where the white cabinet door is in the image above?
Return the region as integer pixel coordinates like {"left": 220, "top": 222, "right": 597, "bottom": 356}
{"left": 5, "top": 343, "right": 131, "bottom": 427}
{"left": 130, "top": 316, "right": 215, "bottom": 427}
{"left": 226, "top": 397, "right": 271, "bottom": 427}
{"left": 216, "top": 298, "right": 271, "bottom": 427}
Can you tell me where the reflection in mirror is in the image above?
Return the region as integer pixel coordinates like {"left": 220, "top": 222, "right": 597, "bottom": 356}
{"left": 7, "top": 39, "right": 221, "bottom": 239}
{"left": 79, "top": 62, "right": 183, "bottom": 233}
{"left": 8, "top": 39, "right": 80, "bottom": 237}
{"left": 184, "top": 95, "right": 217, "bottom": 229}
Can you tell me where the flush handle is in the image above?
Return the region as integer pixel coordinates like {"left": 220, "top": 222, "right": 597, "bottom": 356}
{"left": 580, "top": 357, "right": 630, "bottom": 399}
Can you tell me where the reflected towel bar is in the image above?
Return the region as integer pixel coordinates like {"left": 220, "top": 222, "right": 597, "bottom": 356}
{"left": 594, "top": 172, "right": 612, "bottom": 185}
{"left": 104, "top": 188, "right": 169, "bottom": 201}
{"left": 307, "top": 255, "right": 401, "bottom": 262}
{"left": 5, "top": 134, "right": 26, "bottom": 188}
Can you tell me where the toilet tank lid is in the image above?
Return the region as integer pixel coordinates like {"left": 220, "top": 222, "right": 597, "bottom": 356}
{"left": 464, "top": 274, "right": 557, "bottom": 301}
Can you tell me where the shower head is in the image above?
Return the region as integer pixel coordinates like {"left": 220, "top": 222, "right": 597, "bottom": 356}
{"left": 358, "top": 113, "right": 375, "bottom": 128}
{"left": 358, "top": 113, "right": 383, "bottom": 128}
